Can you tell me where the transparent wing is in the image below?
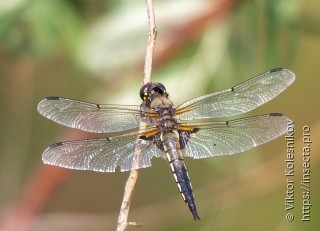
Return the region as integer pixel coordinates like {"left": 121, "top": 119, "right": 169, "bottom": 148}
{"left": 180, "top": 113, "right": 291, "bottom": 159}
{"left": 176, "top": 68, "right": 295, "bottom": 120}
{"left": 37, "top": 97, "right": 157, "bottom": 133}
{"left": 42, "top": 131, "right": 163, "bottom": 172}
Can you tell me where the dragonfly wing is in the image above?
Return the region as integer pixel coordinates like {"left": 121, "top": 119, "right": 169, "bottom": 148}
{"left": 176, "top": 68, "right": 295, "bottom": 120}
{"left": 42, "top": 131, "right": 163, "bottom": 172}
{"left": 180, "top": 113, "right": 291, "bottom": 159}
{"left": 37, "top": 97, "right": 157, "bottom": 133}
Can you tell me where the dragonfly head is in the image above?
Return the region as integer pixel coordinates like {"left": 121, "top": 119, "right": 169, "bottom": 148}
{"left": 140, "top": 82, "right": 168, "bottom": 107}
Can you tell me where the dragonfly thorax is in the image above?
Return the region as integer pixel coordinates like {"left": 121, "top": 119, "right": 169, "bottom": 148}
{"left": 154, "top": 102, "right": 179, "bottom": 133}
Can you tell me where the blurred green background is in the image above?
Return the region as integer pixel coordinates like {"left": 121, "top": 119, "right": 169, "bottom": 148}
{"left": 0, "top": 0, "right": 319, "bottom": 230}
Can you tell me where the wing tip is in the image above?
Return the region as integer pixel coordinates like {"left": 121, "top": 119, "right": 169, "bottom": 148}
{"left": 269, "top": 113, "right": 293, "bottom": 123}
{"left": 270, "top": 67, "right": 296, "bottom": 83}
{"left": 37, "top": 97, "right": 60, "bottom": 114}
{"left": 41, "top": 142, "right": 64, "bottom": 164}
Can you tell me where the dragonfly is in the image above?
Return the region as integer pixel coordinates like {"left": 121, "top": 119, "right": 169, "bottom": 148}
{"left": 37, "top": 67, "right": 295, "bottom": 220}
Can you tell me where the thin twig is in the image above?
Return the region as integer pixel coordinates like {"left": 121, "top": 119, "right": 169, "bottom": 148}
{"left": 116, "top": 0, "right": 157, "bottom": 230}
{"left": 144, "top": 0, "right": 157, "bottom": 84}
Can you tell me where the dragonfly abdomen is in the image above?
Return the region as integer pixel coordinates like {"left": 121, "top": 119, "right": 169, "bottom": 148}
{"left": 162, "top": 131, "right": 200, "bottom": 220}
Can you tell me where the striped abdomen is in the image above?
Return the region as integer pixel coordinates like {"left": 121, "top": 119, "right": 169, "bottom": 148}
{"left": 162, "top": 131, "right": 200, "bottom": 220}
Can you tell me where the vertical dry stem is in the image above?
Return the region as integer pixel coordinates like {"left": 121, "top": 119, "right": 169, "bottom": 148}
{"left": 144, "top": 0, "right": 157, "bottom": 84}
{"left": 116, "top": 0, "right": 157, "bottom": 230}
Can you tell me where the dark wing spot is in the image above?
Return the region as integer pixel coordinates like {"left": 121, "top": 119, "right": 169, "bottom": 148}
{"left": 140, "top": 134, "right": 164, "bottom": 151}
{"left": 269, "top": 113, "right": 283, "bottom": 117}
{"left": 139, "top": 136, "right": 147, "bottom": 140}
{"left": 231, "top": 87, "right": 235, "bottom": 92}
{"left": 47, "top": 96, "right": 60, "bottom": 100}
{"left": 179, "top": 129, "right": 200, "bottom": 148}
{"left": 192, "top": 128, "right": 200, "bottom": 133}
{"left": 270, "top": 67, "right": 283, "bottom": 73}
{"left": 49, "top": 142, "right": 64, "bottom": 148}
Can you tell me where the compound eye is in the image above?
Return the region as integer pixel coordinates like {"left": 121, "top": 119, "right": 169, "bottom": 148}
{"left": 155, "top": 83, "right": 166, "bottom": 94}
{"left": 139, "top": 83, "right": 152, "bottom": 101}
{"left": 152, "top": 83, "right": 166, "bottom": 95}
